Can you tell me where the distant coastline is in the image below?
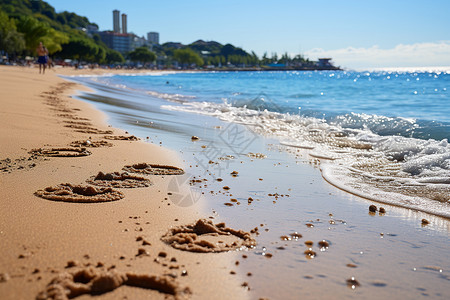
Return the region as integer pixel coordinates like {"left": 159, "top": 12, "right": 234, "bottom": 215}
{"left": 207, "top": 65, "right": 343, "bottom": 72}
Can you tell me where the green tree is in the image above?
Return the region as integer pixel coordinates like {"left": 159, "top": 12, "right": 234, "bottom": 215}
{"left": 15, "top": 15, "right": 68, "bottom": 55}
{"left": 42, "top": 28, "right": 68, "bottom": 54}
{"left": 280, "top": 52, "right": 291, "bottom": 65}
{"left": 56, "top": 36, "right": 99, "bottom": 61}
{"left": 105, "top": 48, "right": 124, "bottom": 64}
{"left": 128, "top": 47, "right": 156, "bottom": 64}
{"left": 16, "top": 16, "right": 49, "bottom": 53}
{"left": 250, "top": 51, "right": 259, "bottom": 66}
{"left": 0, "top": 10, "right": 25, "bottom": 55}
{"left": 173, "top": 48, "right": 203, "bottom": 68}
{"left": 271, "top": 52, "right": 278, "bottom": 62}
{"left": 261, "top": 52, "right": 269, "bottom": 65}
{"left": 93, "top": 45, "right": 106, "bottom": 63}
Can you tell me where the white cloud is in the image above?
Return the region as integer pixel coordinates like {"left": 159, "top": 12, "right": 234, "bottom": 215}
{"left": 304, "top": 41, "right": 450, "bottom": 70}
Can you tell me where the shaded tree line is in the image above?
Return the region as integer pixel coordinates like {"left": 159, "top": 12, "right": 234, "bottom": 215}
{"left": 0, "top": 0, "right": 124, "bottom": 64}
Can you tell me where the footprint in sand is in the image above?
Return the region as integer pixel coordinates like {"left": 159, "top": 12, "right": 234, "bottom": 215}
{"left": 104, "top": 135, "right": 140, "bottom": 141}
{"left": 30, "top": 147, "right": 91, "bottom": 157}
{"left": 64, "top": 125, "right": 113, "bottom": 135}
{"left": 123, "top": 163, "right": 185, "bottom": 176}
{"left": 36, "top": 266, "right": 191, "bottom": 300}
{"left": 57, "top": 114, "right": 90, "bottom": 121}
{"left": 0, "top": 155, "right": 40, "bottom": 173}
{"left": 63, "top": 120, "right": 93, "bottom": 126}
{"left": 86, "top": 172, "right": 152, "bottom": 188}
{"left": 161, "top": 219, "right": 256, "bottom": 253}
{"left": 34, "top": 184, "right": 124, "bottom": 203}
{"left": 70, "top": 140, "right": 113, "bottom": 148}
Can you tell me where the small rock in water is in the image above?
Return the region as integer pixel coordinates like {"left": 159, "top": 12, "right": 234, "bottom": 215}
{"left": 421, "top": 218, "right": 430, "bottom": 225}
{"left": 318, "top": 240, "right": 330, "bottom": 249}
{"left": 304, "top": 249, "right": 317, "bottom": 259}
{"left": 289, "top": 232, "right": 302, "bottom": 239}
{"left": 369, "top": 205, "right": 377, "bottom": 213}
{"left": 191, "top": 136, "right": 200, "bottom": 141}
{"left": 346, "top": 277, "right": 361, "bottom": 289}
{"left": 280, "top": 235, "right": 291, "bottom": 241}
{"left": 379, "top": 207, "right": 386, "bottom": 214}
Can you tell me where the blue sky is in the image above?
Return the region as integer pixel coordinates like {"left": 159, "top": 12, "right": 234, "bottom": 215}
{"left": 46, "top": 0, "right": 450, "bottom": 69}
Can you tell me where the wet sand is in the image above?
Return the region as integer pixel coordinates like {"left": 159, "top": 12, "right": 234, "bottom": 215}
{"left": 0, "top": 66, "right": 250, "bottom": 299}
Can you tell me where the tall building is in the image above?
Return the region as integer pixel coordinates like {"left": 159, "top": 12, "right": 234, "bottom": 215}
{"left": 121, "top": 14, "right": 127, "bottom": 34}
{"left": 113, "top": 10, "right": 120, "bottom": 33}
{"left": 147, "top": 32, "right": 160, "bottom": 45}
{"left": 99, "top": 31, "right": 132, "bottom": 53}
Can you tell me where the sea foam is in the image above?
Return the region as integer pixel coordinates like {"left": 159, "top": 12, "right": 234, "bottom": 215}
{"left": 162, "top": 100, "right": 450, "bottom": 217}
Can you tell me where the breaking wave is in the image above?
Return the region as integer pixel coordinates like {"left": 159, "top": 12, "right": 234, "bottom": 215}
{"left": 161, "top": 100, "right": 450, "bottom": 218}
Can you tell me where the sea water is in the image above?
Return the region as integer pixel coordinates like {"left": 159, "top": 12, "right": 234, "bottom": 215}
{"left": 74, "top": 70, "right": 450, "bottom": 218}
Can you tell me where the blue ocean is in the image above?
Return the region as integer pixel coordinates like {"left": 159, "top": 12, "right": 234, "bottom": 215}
{"left": 104, "top": 70, "right": 450, "bottom": 139}
{"left": 71, "top": 70, "right": 450, "bottom": 217}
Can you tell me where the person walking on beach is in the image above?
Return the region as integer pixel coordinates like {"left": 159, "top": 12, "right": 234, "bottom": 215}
{"left": 36, "top": 42, "right": 48, "bottom": 74}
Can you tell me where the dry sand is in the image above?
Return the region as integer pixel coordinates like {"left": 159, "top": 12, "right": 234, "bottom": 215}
{"left": 0, "top": 66, "right": 251, "bottom": 299}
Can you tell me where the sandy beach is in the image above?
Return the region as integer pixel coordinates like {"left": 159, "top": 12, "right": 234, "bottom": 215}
{"left": 1, "top": 65, "right": 449, "bottom": 300}
{"left": 0, "top": 65, "right": 250, "bottom": 299}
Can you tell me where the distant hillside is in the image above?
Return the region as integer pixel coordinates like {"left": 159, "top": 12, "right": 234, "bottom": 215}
{"left": 161, "top": 40, "right": 254, "bottom": 59}
{"left": 0, "top": 0, "right": 97, "bottom": 33}
{"left": 0, "top": 0, "right": 126, "bottom": 64}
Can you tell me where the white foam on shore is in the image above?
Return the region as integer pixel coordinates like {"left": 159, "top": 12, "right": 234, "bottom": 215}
{"left": 146, "top": 91, "right": 196, "bottom": 103}
{"left": 65, "top": 70, "right": 181, "bottom": 78}
{"left": 162, "top": 101, "right": 450, "bottom": 217}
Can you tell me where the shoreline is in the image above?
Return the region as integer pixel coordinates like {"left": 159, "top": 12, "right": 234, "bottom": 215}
{"left": 65, "top": 69, "right": 450, "bottom": 299}
{"left": 0, "top": 65, "right": 249, "bottom": 299}
{"left": 2, "top": 65, "right": 449, "bottom": 299}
